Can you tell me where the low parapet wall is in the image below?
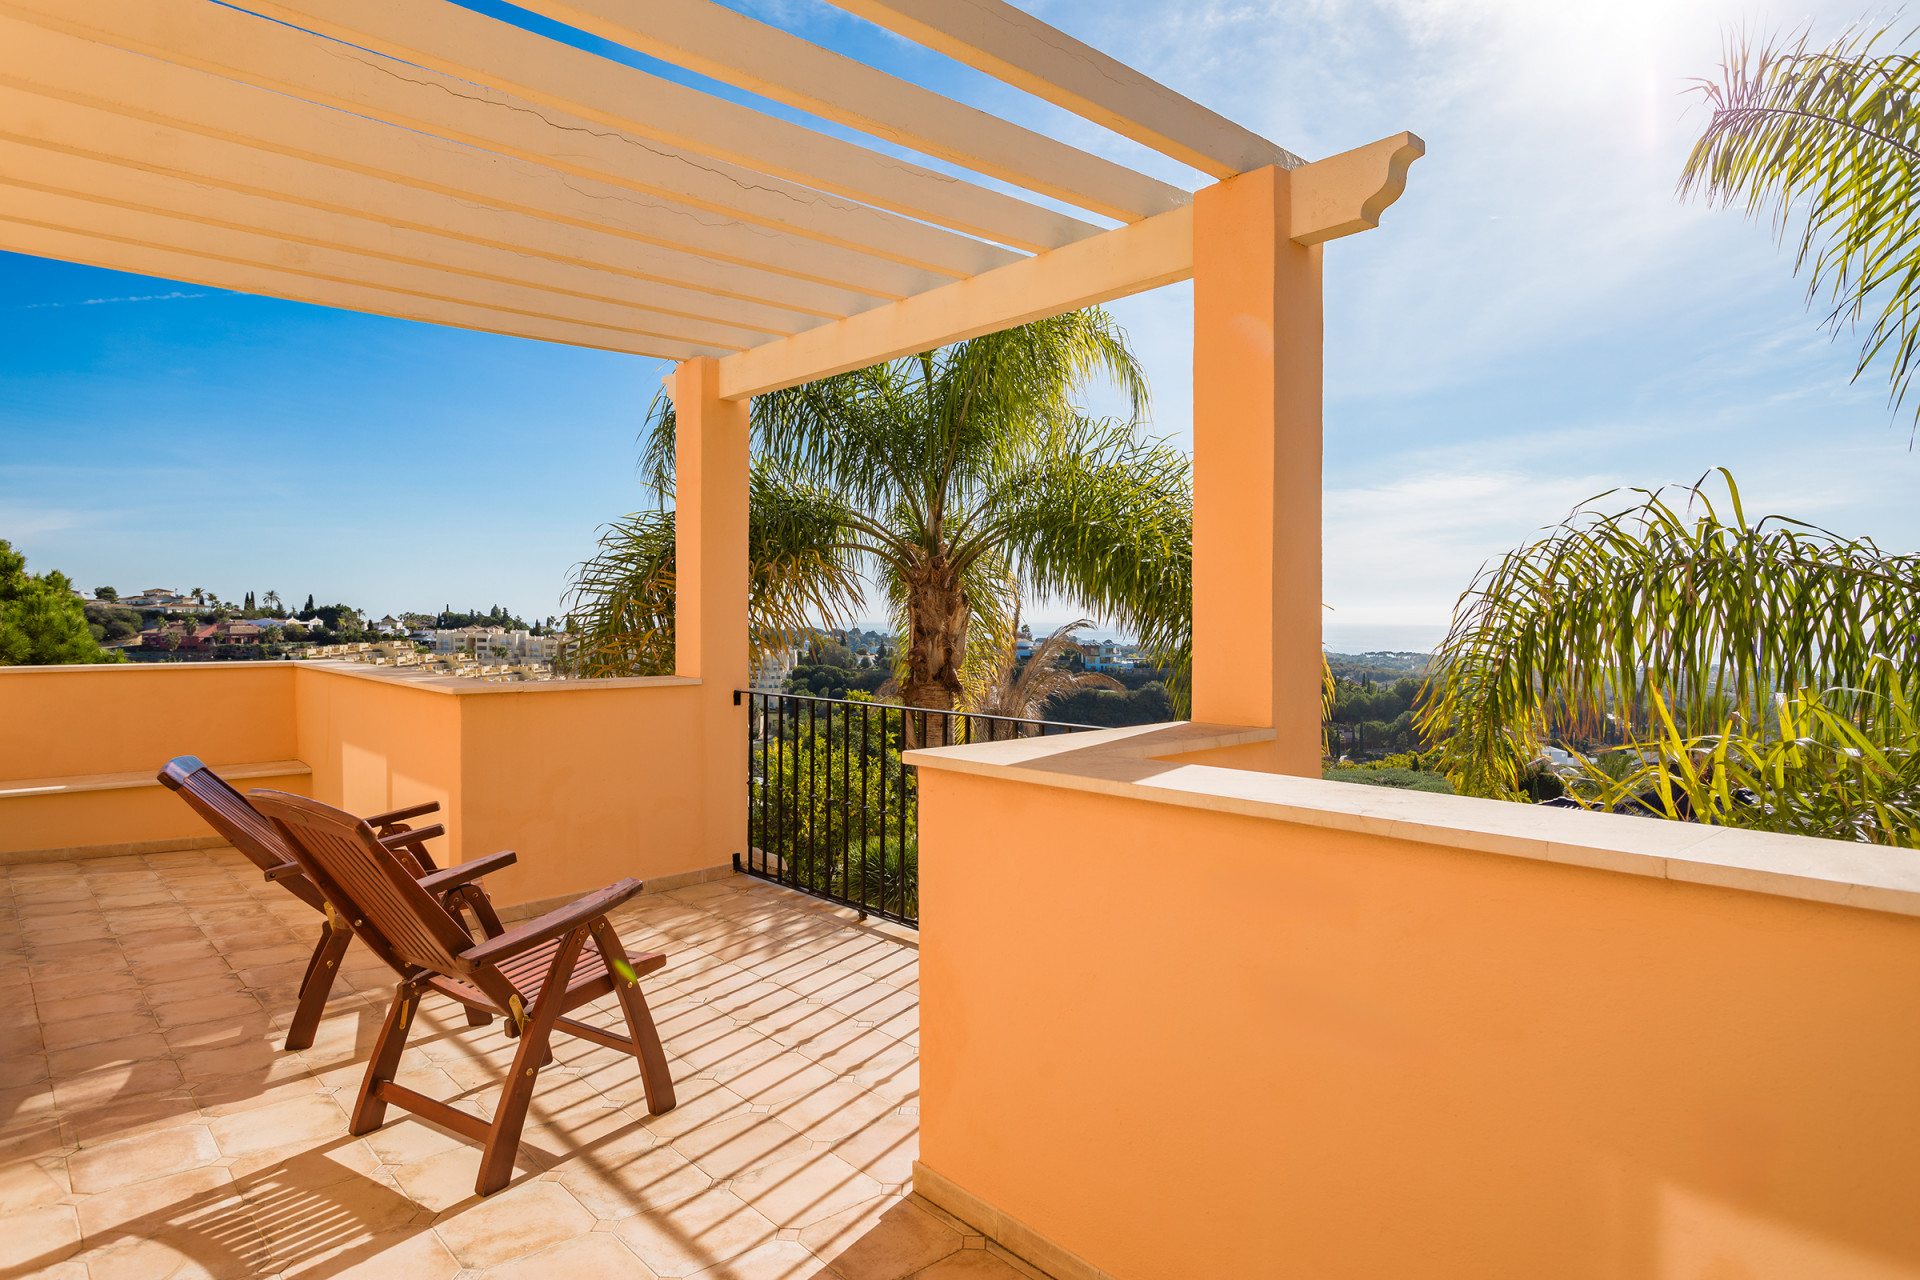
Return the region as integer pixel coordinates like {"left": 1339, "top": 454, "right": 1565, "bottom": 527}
{"left": 908, "top": 722, "right": 1920, "bottom": 1280}
{"left": 0, "top": 661, "right": 736, "bottom": 904}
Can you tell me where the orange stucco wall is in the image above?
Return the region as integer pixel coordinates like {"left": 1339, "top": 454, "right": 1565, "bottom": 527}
{"left": 0, "top": 661, "right": 296, "bottom": 780}
{"left": 2, "top": 663, "right": 721, "bottom": 902}
{"left": 917, "top": 768, "right": 1920, "bottom": 1279}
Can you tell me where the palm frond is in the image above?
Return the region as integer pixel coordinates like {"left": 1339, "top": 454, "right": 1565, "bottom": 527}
{"left": 1419, "top": 470, "right": 1920, "bottom": 797}
{"left": 1682, "top": 22, "right": 1920, "bottom": 421}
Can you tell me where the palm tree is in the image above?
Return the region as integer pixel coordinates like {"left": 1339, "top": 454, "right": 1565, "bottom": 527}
{"left": 965, "top": 615, "right": 1122, "bottom": 737}
{"left": 1682, "top": 22, "right": 1920, "bottom": 425}
{"left": 568, "top": 310, "right": 1193, "bottom": 718}
{"left": 1417, "top": 472, "right": 1920, "bottom": 842}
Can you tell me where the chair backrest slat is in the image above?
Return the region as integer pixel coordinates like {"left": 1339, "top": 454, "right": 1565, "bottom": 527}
{"left": 249, "top": 790, "right": 476, "bottom": 977}
{"left": 158, "top": 756, "right": 325, "bottom": 912}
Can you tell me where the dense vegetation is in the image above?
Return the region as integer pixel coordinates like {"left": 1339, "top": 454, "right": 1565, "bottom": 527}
{"left": 1, "top": 540, "right": 121, "bottom": 665}
{"left": 569, "top": 311, "right": 1195, "bottom": 720}
{"left": 1419, "top": 474, "right": 1920, "bottom": 845}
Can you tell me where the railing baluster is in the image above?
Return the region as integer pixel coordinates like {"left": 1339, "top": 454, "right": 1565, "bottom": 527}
{"left": 735, "top": 689, "right": 1101, "bottom": 928}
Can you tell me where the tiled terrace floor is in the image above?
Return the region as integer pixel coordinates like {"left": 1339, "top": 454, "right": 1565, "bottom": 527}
{"left": 1, "top": 848, "right": 1033, "bottom": 1279}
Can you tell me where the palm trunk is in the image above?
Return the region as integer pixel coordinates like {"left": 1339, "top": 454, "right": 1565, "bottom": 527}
{"left": 900, "top": 551, "right": 970, "bottom": 748}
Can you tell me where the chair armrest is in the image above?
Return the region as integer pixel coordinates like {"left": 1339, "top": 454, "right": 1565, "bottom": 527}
{"left": 367, "top": 801, "right": 439, "bottom": 829}
{"left": 463, "top": 878, "right": 644, "bottom": 967}
{"left": 380, "top": 824, "right": 445, "bottom": 847}
{"left": 417, "top": 849, "right": 517, "bottom": 894}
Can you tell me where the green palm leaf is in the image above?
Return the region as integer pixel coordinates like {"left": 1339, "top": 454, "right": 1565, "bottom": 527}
{"left": 1682, "top": 22, "right": 1920, "bottom": 423}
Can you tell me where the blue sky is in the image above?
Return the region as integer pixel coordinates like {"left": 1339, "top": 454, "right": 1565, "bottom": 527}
{"left": 2, "top": 0, "right": 1914, "bottom": 650}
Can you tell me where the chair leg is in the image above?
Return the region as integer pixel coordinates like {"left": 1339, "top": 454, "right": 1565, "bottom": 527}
{"left": 350, "top": 982, "right": 420, "bottom": 1136}
{"left": 591, "top": 918, "right": 676, "bottom": 1115}
{"left": 284, "top": 922, "right": 352, "bottom": 1052}
{"left": 475, "top": 927, "right": 586, "bottom": 1197}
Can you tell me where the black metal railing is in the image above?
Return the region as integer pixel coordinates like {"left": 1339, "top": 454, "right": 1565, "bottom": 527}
{"left": 739, "top": 691, "right": 1100, "bottom": 928}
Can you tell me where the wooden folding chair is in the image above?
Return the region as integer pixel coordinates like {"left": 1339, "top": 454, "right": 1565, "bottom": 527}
{"left": 248, "top": 789, "right": 677, "bottom": 1197}
{"left": 158, "top": 755, "right": 510, "bottom": 1050}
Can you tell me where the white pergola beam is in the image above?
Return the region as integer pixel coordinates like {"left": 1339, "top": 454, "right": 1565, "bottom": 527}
{"left": 0, "top": 84, "right": 871, "bottom": 325}
{"left": 719, "top": 206, "right": 1194, "bottom": 399}
{"left": 0, "top": 138, "right": 818, "bottom": 340}
{"left": 192, "top": 0, "right": 1101, "bottom": 254}
{"left": 0, "top": 219, "right": 715, "bottom": 360}
{"left": 0, "top": 1, "right": 1025, "bottom": 278}
{"left": 0, "top": 19, "right": 965, "bottom": 302}
{"left": 822, "top": 0, "right": 1303, "bottom": 179}
{"left": 512, "top": 0, "right": 1189, "bottom": 223}
{"left": 1, "top": 184, "right": 766, "bottom": 354}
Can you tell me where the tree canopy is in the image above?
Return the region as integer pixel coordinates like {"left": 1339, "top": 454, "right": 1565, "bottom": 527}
{"left": 0, "top": 540, "right": 122, "bottom": 666}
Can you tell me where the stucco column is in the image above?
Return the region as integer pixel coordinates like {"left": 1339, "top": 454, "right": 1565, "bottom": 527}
{"left": 673, "top": 356, "right": 751, "bottom": 866}
{"left": 1190, "top": 166, "right": 1323, "bottom": 776}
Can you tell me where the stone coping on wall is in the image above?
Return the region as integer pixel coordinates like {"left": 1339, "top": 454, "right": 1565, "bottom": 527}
{"left": 904, "top": 721, "right": 1920, "bottom": 919}
{"left": 0, "top": 759, "right": 310, "bottom": 798}
{"left": 0, "top": 659, "right": 701, "bottom": 696}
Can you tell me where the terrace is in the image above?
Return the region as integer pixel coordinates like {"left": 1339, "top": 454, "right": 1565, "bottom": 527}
{"left": 5, "top": 1, "right": 1920, "bottom": 1278}
{"left": 5, "top": 846, "right": 951, "bottom": 1279}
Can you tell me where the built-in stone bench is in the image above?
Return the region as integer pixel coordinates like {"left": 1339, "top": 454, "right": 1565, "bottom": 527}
{"left": 0, "top": 759, "right": 311, "bottom": 864}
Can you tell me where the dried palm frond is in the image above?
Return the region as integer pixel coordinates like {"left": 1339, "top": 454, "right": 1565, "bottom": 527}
{"left": 965, "top": 614, "right": 1123, "bottom": 732}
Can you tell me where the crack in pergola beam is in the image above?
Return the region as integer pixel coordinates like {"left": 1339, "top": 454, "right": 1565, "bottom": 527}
{"left": 510, "top": 0, "right": 1191, "bottom": 224}
{"left": 822, "top": 0, "right": 1304, "bottom": 179}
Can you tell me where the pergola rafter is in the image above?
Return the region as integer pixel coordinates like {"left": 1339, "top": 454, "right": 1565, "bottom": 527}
{"left": 0, "top": 0, "right": 1424, "bottom": 774}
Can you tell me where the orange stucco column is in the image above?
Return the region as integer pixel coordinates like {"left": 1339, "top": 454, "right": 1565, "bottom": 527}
{"left": 673, "top": 357, "right": 751, "bottom": 866}
{"left": 1190, "top": 166, "right": 1323, "bottom": 776}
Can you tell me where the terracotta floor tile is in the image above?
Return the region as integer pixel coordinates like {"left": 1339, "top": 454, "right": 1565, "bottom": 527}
{"left": 0, "top": 1155, "right": 68, "bottom": 1212}
{"left": 554, "top": 1142, "right": 713, "bottom": 1218}
{"left": 48, "top": 1057, "right": 186, "bottom": 1111}
{"left": 154, "top": 993, "right": 265, "bottom": 1030}
{"left": 388, "top": 1141, "right": 542, "bottom": 1214}
{"left": 430, "top": 1179, "right": 595, "bottom": 1268}
{"left": 46, "top": 1031, "right": 172, "bottom": 1078}
{"left": 827, "top": 1116, "right": 917, "bottom": 1186}
{"left": 72, "top": 1162, "right": 242, "bottom": 1236}
{"left": 35, "top": 988, "right": 148, "bottom": 1026}
{"left": 768, "top": 1084, "right": 899, "bottom": 1144}
{"left": 2, "top": 1203, "right": 82, "bottom": 1271}
{"left": 32, "top": 969, "right": 138, "bottom": 1002}
{"left": 172, "top": 1038, "right": 282, "bottom": 1087}
{"left": 612, "top": 1185, "right": 779, "bottom": 1277}
{"left": 910, "top": 1251, "right": 1030, "bottom": 1279}
{"left": 476, "top": 1228, "right": 659, "bottom": 1280}
{"left": 68, "top": 1122, "right": 221, "bottom": 1194}
{"left": 800, "top": 1196, "right": 959, "bottom": 1280}
{"left": 64, "top": 1092, "right": 206, "bottom": 1146}
{"left": 5, "top": 852, "right": 935, "bottom": 1280}
{"left": 41, "top": 1009, "right": 161, "bottom": 1052}
{"left": 288, "top": 1225, "right": 461, "bottom": 1280}
{"left": 729, "top": 1151, "right": 883, "bottom": 1232}
{"left": 207, "top": 1093, "right": 347, "bottom": 1157}
{"left": 687, "top": 1237, "right": 838, "bottom": 1280}
{"left": 674, "top": 1113, "right": 809, "bottom": 1180}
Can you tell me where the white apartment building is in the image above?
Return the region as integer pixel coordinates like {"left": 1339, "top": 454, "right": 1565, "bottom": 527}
{"left": 750, "top": 647, "right": 797, "bottom": 693}
{"left": 426, "top": 626, "right": 568, "bottom": 662}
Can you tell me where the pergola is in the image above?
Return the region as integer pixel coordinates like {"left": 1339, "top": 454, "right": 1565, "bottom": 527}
{"left": 0, "top": 0, "right": 1421, "bottom": 774}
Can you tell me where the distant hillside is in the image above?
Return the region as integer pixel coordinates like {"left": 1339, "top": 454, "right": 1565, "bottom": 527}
{"left": 1327, "top": 651, "right": 1432, "bottom": 681}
